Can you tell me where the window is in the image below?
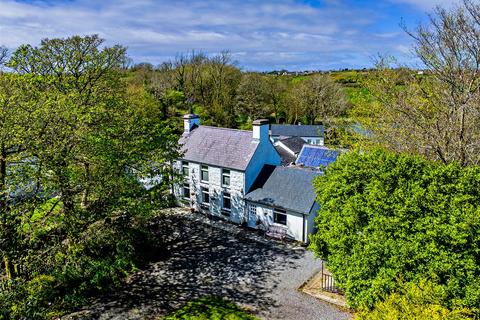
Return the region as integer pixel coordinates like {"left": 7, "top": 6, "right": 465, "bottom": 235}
{"left": 182, "top": 161, "right": 189, "bottom": 176}
{"left": 201, "top": 187, "right": 210, "bottom": 204}
{"left": 182, "top": 183, "right": 190, "bottom": 199}
{"left": 222, "top": 169, "right": 231, "bottom": 186}
{"left": 274, "top": 208, "right": 287, "bottom": 225}
{"left": 223, "top": 192, "right": 231, "bottom": 211}
{"left": 248, "top": 204, "right": 257, "bottom": 216}
{"left": 201, "top": 165, "right": 209, "bottom": 182}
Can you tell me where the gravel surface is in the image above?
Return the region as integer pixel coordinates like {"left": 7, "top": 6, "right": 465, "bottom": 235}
{"left": 64, "top": 208, "right": 352, "bottom": 320}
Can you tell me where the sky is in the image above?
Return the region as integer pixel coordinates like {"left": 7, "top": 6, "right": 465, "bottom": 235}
{"left": 0, "top": 0, "right": 459, "bottom": 71}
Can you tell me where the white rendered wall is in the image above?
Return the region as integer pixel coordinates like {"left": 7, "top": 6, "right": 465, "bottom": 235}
{"left": 246, "top": 202, "right": 306, "bottom": 242}
{"left": 306, "top": 202, "right": 320, "bottom": 243}
{"left": 174, "top": 160, "right": 246, "bottom": 224}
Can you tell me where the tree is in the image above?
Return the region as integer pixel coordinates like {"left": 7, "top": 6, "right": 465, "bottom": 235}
{"left": 362, "top": 1, "right": 480, "bottom": 166}
{"left": 1, "top": 35, "right": 180, "bottom": 318}
{"left": 265, "top": 75, "right": 287, "bottom": 124}
{"left": 310, "top": 149, "right": 480, "bottom": 314}
{"left": 8, "top": 35, "right": 129, "bottom": 222}
{"left": 236, "top": 73, "right": 270, "bottom": 121}
{"left": 287, "top": 74, "right": 347, "bottom": 124}
{"left": 0, "top": 46, "right": 7, "bottom": 67}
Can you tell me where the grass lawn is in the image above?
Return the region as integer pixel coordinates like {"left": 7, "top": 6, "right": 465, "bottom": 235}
{"left": 163, "top": 296, "right": 258, "bottom": 320}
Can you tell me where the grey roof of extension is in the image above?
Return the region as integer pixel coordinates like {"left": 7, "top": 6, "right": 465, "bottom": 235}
{"left": 245, "top": 166, "right": 321, "bottom": 214}
{"left": 278, "top": 136, "right": 306, "bottom": 154}
{"left": 274, "top": 146, "right": 297, "bottom": 166}
{"left": 179, "top": 126, "right": 259, "bottom": 171}
{"left": 271, "top": 124, "right": 324, "bottom": 137}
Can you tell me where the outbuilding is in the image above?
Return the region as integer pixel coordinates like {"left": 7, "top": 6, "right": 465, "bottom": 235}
{"left": 245, "top": 165, "right": 321, "bottom": 243}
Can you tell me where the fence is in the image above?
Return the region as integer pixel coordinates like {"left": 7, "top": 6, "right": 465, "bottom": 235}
{"left": 321, "top": 263, "right": 343, "bottom": 294}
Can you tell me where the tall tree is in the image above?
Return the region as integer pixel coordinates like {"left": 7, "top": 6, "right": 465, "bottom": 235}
{"left": 265, "top": 75, "right": 287, "bottom": 123}
{"left": 362, "top": 1, "right": 480, "bottom": 166}
{"left": 236, "top": 73, "right": 270, "bottom": 121}
{"left": 0, "top": 46, "right": 7, "bottom": 67}
{"left": 1, "top": 35, "right": 180, "bottom": 318}
{"left": 287, "top": 74, "right": 348, "bottom": 125}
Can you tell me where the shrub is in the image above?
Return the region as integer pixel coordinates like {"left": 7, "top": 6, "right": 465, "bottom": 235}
{"left": 310, "top": 149, "right": 480, "bottom": 314}
{"left": 355, "top": 280, "right": 473, "bottom": 320}
{"left": 164, "top": 296, "right": 258, "bottom": 320}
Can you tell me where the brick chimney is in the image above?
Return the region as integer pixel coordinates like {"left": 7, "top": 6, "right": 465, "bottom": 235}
{"left": 252, "top": 119, "right": 269, "bottom": 143}
{"left": 183, "top": 114, "right": 200, "bottom": 133}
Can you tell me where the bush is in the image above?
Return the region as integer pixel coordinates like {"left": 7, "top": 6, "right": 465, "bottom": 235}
{"left": 309, "top": 149, "right": 480, "bottom": 314}
{"left": 164, "top": 297, "right": 258, "bottom": 320}
{"left": 355, "top": 280, "right": 473, "bottom": 320}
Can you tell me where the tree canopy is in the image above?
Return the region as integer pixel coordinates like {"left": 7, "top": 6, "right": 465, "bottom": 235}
{"left": 0, "top": 35, "right": 180, "bottom": 319}
{"left": 310, "top": 149, "right": 480, "bottom": 316}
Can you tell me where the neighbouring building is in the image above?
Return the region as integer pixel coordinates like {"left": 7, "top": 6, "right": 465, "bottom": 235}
{"left": 270, "top": 124, "right": 324, "bottom": 145}
{"left": 245, "top": 165, "right": 321, "bottom": 242}
{"left": 174, "top": 114, "right": 281, "bottom": 225}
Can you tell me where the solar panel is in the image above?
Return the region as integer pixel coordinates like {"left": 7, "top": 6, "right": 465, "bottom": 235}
{"left": 296, "top": 146, "right": 339, "bottom": 168}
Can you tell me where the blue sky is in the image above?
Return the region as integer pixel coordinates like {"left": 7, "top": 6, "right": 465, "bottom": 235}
{"left": 0, "top": 0, "right": 457, "bottom": 70}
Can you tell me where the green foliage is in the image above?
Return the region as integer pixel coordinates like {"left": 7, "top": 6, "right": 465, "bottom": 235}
{"left": 310, "top": 149, "right": 480, "bottom": 315}
{"left": 0, "top": 35, "right": 180, "bottom": 319}
{"left": 164, "top": 297, "right": 258, "bottom": 320}
{"left": 356, "top": 280, "right": 474, "bottom": 320}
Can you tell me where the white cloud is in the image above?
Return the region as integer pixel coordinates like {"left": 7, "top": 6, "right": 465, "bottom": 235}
{"left": 0, "top": 0, "right": 418, "bottom": 70}
{"left": 389, "top": 0, "right": 461, "bottom": 11}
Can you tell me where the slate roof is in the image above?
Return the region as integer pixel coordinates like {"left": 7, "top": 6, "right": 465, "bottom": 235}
{"left": 296, "top": 145, "right": 339, "bottom": 168}
{"left": 179, "top": 126, "right": 259, "bottom": 171}
{"left": 245, "top": 166, "right": 321, "bottom": 214}
{"left": 278, "top": 136, "right": 306, "bottom": 154}
{"left": 274, "top": 146, "right": 297, "bottom": 166}
{"left": 271, "top": 124, "right": 324, "bottom": 137}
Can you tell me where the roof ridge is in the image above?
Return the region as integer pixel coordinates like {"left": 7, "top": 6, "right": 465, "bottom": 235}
{"left": 198, "top": 125, "right": 252, "bottom": 134}
{"left": 272, "top": 124, "right": 323, "bottom": 127}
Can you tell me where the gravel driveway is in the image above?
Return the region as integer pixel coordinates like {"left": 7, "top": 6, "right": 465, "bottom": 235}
{"left": 65, "top": 208, "right": 351, "bottom": 320}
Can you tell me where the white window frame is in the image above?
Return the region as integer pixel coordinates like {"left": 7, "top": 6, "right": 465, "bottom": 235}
{"left": 248, "top": 204, "right": 257, "bottom": 216}
{"left": 182, "top": 161, "right": 189, "bottom": 176}
{"left": 182, "top": 182, "right": 190, "bottom": 200}
{"left": 201, "top": 164, "right": 209, "bottom": 182}
{"left": 222, "top": 191, "right": 231, "bottom": 211}
{"left": 201, "top": 186, "right": 210, "bottom": 205}
{"left": 222, "top": 169, "right": 231, "bottom": 186}
{"left": 274, "top": 208, "right": 287, "bottom": 225}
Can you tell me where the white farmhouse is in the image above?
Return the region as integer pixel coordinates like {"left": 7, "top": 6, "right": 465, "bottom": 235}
{"left": 174, "top": 114, "right": 322, "bottom": 243}
{"left": 174, "top": 114, "right": 281, "bottom": 224}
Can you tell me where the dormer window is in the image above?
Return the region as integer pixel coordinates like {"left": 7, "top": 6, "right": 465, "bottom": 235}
{"left": 201, "top": 165, "right": 209, "bottom": 182}
{"left": 182, "top": 161, "right": 189, "bottom": 176}
{"left": 222, "top": 169, "right": 230, "bottom": 186}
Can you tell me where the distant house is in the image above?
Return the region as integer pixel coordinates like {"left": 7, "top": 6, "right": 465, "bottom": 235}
{"left": 174, "top": 115, "right": 281, "bottom": 224}
{"left": 270, "top": 124, "right": 324, "bottom": 145}
{"left": 274, "top": 136, "right": 306, "bottom": 166}
{"left": 296, "top": 145, "right": 339, "bottom": 169}
{"left": 245, "top": 166, "right": 321, "bottom": 242}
